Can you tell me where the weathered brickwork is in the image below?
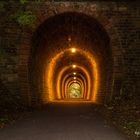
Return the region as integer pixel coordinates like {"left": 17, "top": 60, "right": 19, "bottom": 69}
{"left": 0, "top": 1, "right": 139, "bottom": 107}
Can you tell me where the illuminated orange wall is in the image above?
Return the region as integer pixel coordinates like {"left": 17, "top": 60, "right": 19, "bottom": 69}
{"left": 43, "top": 48, "right": 99, "bottom": 103}
{"left": 30, "top": 12, "right": 112, "bottom": 105}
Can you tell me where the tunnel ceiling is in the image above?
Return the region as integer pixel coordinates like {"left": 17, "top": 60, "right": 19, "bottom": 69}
{"left": 30, "top": 12, "right": 112, "bottom": 104}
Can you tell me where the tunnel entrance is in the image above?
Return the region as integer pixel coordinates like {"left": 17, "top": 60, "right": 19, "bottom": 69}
{"left": 30, "top": 12, "right": 112, "bottom": 105}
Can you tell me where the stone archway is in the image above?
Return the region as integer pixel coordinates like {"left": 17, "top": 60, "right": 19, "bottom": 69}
{"left": 18, "top": 3, "right": 123, "bottom": 106}
{"left": 27, "top": 12, "right": 112, "bottom": 105}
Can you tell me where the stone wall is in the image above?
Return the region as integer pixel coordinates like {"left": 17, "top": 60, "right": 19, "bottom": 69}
{"left": 0, "top": 1, "right": 139, "bottom": 107}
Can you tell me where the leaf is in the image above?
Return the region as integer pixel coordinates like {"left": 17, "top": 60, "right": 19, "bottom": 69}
{"left": 14, "top": 11, "right": 36, "bottom": 27}
{"left": 20, "top": 0, "right": 28, "bottom": 5}
{"left": 0, "top": 1, "right": 5, "bottom": 13}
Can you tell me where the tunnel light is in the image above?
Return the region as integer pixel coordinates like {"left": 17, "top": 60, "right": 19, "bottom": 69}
{"left": 72, "top": 65, "right": 76, "bottom": 68}
{"left": 71, "top": 48, "right": 76, "bottom": 53}
{"left": 73, "top": 72, "right": 76, "bottom": 75}
{"left": 68, "top": 36, "right": 71, "bottom": 42}
{"left": 73, "top": 77, "right": 76, "bottom": 80}
{"left": 45, "top": 47, "right": 99, "bottom": 103}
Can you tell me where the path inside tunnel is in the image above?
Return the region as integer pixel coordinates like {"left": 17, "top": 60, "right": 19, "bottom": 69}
{"left": 0, "top": 103, "right": 128, "bottom": 140}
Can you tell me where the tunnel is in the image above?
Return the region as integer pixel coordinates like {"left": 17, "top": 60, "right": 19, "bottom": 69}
{"left": 30, "top": 12, "right": 113, "bottom": 105}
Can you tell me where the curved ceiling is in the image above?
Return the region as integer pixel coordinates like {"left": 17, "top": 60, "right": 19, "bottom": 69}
{"left": 30, "top": 12, "right": 112, "bottom": 104}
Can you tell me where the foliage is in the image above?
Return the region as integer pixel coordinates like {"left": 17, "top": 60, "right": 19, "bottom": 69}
{"left": 20, "top": 0, "right": 42, "bottom": 5}
{"left": 0, "top": 118, "right": 9, "bottom": 128}
{"left": 125, "top": 122, "right": 140, "bottom": 138}
{"left": 14, "top": 11, "right": 36, "bottom": 27}
{"left": 20, "top": 0, "right": 29, "bottom": 5}
{"left": 126, "top": 122, "right": 139, "bottom": 131}
{"left": 0, "top": 1, "right": 43, "bottom": 27}
{"left": 0, "top": 1, "right": 5, "bottom": 13}
{"left": 68, "top": 83, "right": 81, "bottom": 98}
{"left": 0, "top": 118, "right": 9, "bottom": 124}
{"left": 105, "top": 95, "right": 140, "bottom": 139}
{"left": 14, "top": 0, "right": 43, "bottom": 27}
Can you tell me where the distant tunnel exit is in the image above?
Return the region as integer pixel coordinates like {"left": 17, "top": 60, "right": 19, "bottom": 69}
{"left": 67, "top": 82, "right": 82, "bottom": 99}
{"left": 30, "top": 12, "right": 112, "bottom": 105}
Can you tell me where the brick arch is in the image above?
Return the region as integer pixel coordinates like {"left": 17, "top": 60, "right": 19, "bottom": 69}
{"left": 18, "top": 9, "right": 123, "bottom": 106}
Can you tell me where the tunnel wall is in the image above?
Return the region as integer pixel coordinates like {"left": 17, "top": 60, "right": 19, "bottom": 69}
{"left": 0, "top": 1, "right": 139, "bottom": 107}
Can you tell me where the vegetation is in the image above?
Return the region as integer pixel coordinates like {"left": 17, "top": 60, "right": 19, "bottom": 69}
{"left": 0, "top": 1, "right": 5, "bottom": 12}
{"left": 15, "top": 0, "right": 38, "bottom": 27}
{"left": 104, "top": 95, "right": 140, "bottom": 139}
{"left": 20, "top": 0, "right": 29, "bottom": 4}
{"left": 20, "top": 0, "right": 42, "bottom": 5}
{"left": 0, "top": 0, "right": 40, "bottom": 28}
{"left": 14, "top": 11, "right": 36, "bottom": 27}
{"left": 68, "top": 83, "right": 81, "bottom": 98}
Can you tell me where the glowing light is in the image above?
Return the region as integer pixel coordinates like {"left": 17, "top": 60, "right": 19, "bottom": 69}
{"left": 73, "top": 77, "right": 76, "bottom": 80}
{"left": 64, "top": 75, "right": 85, "bottom": 99}
{"left": 44, "top": 47, "right": 99, "bottom": 103}
{"left": 57, "top": 65, "right": 89, "bottom": 100}
{"left": 68, "top": 83, "right": 81, "bottom": 98}
{"left": 72, "top": 65, "right": 76, "bottom": 68}
{"left": 71, "top": 48, "right": 76, "bottom": 53}
{"left": 73, "top": 72, "right": 76, "bottom": 75}
{"left": 68, "top": 36, "right": 71, "bottom": 42}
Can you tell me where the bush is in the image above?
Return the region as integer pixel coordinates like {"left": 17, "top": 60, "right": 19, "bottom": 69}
{"left": 14, "top": 11, "right": 36, "bottom": 27}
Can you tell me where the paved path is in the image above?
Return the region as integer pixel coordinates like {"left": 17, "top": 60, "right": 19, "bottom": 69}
{"left": 0, "top": 103, "right": 128, "bottom": 140}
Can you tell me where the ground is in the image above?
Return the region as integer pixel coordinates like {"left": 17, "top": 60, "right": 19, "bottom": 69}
{"left": 0, "top": 103, "right": 129, "bottom": 140}
{"left": 104, "top": 95, "right": 140, "bottom": 140}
